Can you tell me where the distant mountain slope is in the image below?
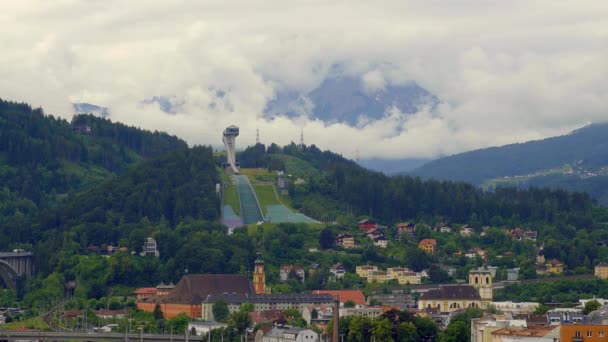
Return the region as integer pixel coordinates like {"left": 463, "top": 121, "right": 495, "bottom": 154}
{"left": 411, "top": 123, "right": 608, "bottom": 204}
{"left": 265, "top": 76, "right": 439, "bottom": 126}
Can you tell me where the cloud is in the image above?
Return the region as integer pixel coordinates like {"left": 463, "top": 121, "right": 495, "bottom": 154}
{"left": 1, "top": 0, "right": 608, "bottom": 160}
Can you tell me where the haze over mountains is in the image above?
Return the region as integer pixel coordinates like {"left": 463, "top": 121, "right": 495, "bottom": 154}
{"left": 411, "top": 123, "right": 608, "bottom": 204}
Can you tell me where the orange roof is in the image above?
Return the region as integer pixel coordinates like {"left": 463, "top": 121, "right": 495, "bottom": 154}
{"left": 312, "top": 290, "right": 365, "bottom": 306}
{"left": 419, "top": 239, "right": 437, "bottom": 246}
{"left": 134, "top": 287, "right": 157, "bottom": 294}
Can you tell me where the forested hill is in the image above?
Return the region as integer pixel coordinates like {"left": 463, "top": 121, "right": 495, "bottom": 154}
{"left": 0, "top": 98, "right": 187, "bottom": 226}
{"left": 238, "top": 143, "right": 597, "bottom": 229}
{"left": 410, "top": 123, "right": 608, "bottom": 204}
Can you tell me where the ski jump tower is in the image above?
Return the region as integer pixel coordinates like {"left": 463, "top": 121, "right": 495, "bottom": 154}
{"left": 223, "top": 125, "right": 240, "bottom": 174}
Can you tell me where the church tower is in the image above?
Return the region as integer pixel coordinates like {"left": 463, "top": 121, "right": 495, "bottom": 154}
{"left": 469, "top": 268, "right": 493, "bottom": 308}
{"left": 253, "top": 252, "right": 268, "bottom": 294}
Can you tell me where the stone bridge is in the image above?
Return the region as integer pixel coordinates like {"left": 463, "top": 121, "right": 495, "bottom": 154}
{"left": 0, "top": 252, "right": 34, "bottom": 289}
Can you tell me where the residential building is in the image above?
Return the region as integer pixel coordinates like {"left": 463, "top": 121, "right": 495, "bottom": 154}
{"left": 373, "top": 236, "right": 388, "bottom": 248}
{"left": 340, "top": 307, "right": 384, "bottom": 319}
{"left": 396, "top": 222, "right": 415, "bottom": 237}
{"left": 255, "top": 325, "right": 319, "bottom": 342}
{"left": 507, "top": 268, "right": 520, "bottom": 281}
{"left": 156, "top": 282, "right": 175, "bottom": 296}
{"left": 460, "top": 225, "right": 474, "bottom": 237}
{"left": 491, "top": 302, "right": 540, "bottom": 315}
{"left": 368, "top": 270, "right": 388, "bottom": 283}
{"left": 536, "top": 251, "right": 546, "bottom": 265}
{"left": 301, "top": 306, "right": 334, "bottom": 326}
{"left": 367, "top": 293, "right": 415, "bottom": 309}
{"left": 133, "top": 287, "right": 157, "bottom": 300}
{"left": 545, "top": 259, "right": 564, "bottom": 274}
{"left": 596, "top": 263, "right": 608, "bottom": 280}
{"left": 280, "top": 265, "right": 305, "bottom": 283}
{"left": 491, "top": 326, "right": 558, "bottom": 342}
{"left": 188, "top": 321, "right": 228, "bottom": 336}
{"left": 140, "top": 237, "right": 159, "bottom": 257}
{"left": 387, "top": 267, "right": 409, "bottom": 279}
{"left": 561, "top": 324, "right": 608, "bottom": 342}
{"left": 311, "top": 290, "right": 366, "bottom": 307}
{"left": 137, "top": 274, "right": 254, "bottom": 318}
{"left": 419, "top": 239, "right": 437, "bottom": 254}
{"left": 397, "top": 271, "right": 421, "bottom": 285}
{"left": 201, "top": 293, "right": 334, "bottom": 321}
{"left": 329, "top": 263, "right": 345, "bottom": 280}
{"left": 356, "top": 265, "right": 378, "bottom": 279}
{"left": 524, "top": 230, "right": 538, "bottom": 241}
{"left": 93, "top": 309, "right": 128, "bottom": 319}
{"left": 358, "top": 219, "right": 378, "bottom": 232}
{"left": 335, "top": 233, "right": 355, "bottom": 249}
{"left": 366, "top": 228, "right": 384, "bottom": 240}
{"left": 547, "top": 308, "right": 583, "bottom": 325}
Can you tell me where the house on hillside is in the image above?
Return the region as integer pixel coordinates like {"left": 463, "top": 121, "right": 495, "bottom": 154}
{"left": 396, "top": 222, "right": 415, "bottom": 238}
{"left": 335, "top": 233, "right": 355, "bottom": 249}
{"left": 373, "top": 236, "right": 388, "bottom": 248}
{"left": 419, "top": 239, "right": 437, "bottom": 254}
{"left": 460, "top": 225, "right": 474, "bottom": 237}
{"left": 356, "top": 265, "right": 378, "bottom": 279}
{"left": 366, "top": 228, "right": 384, "bottom": 240}
{"left": 595, "top": 262, "right": 608, "bottom": 279}
{"left": 329, "top": 263, "right": 345, "bottom": 280}
{"left": 280, "top": 265, "right": 305, "bottom": 283}
{"left": 358, "top": 219, "right": 378, "bottom": 232}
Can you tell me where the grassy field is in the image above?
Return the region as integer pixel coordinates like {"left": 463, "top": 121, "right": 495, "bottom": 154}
{"left": 252, "top": 184, "right": 280, "bottom": 214}
{"left": 224, "top": 181, "right": 241, "bottom": 215}
{"left": 268, "top": 154, "right": 319, "bottom": 177}
{"left": 1, "top": 317, "right": 50, "bottom": 331}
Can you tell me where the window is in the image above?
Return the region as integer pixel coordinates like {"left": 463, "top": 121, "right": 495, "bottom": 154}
{"left": 587, "top": 331, "right": 593, "bottom": 337}
{"left": 575, "top": 331, "right": 581, "bottom": 337}
{"left": 599, "top": 331, "right": 605, "bottom": 337}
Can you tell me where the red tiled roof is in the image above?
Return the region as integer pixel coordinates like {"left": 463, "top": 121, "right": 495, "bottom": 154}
{"left": 312, "top": 290, "right": 365, "bottom": 306}
{"left": 419, "top": 239, "right": 437, "bottom": 246}
{"left": 134, "top": 287, "right": 157, "bottom": 295}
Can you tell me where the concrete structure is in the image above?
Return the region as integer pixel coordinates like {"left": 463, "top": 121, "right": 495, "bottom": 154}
{"left": 596, "top": 263, "right": 608, "bottom": 279}
{"left": 187, "top": 321, "right": 228, "bottom": 336}
{"left": 0, "top": 251, "right": 34, "bottom": 289}
{"left": 255, "top": 325, "right": 319, "bottom": 342}
{"left": 547, "top": 308, "right": 584, "bottom": 325}
{"left": 222, "top": 125, "right": 240, "bottom": 174}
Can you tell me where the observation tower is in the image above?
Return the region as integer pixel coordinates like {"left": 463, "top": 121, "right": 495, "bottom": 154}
{"left": 223, "top": 125, "right": 240, "bottom": 174}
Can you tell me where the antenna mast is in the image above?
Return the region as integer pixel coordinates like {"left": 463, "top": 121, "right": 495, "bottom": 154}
{"left": 256, "top": 128, "right": 260, "bottom": 145}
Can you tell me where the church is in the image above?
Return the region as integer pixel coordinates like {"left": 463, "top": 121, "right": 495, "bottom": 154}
{"left": 418, "top": 268, "right": 493, "bottom": 313}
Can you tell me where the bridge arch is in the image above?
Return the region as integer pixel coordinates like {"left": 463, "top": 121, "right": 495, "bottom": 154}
{"left": 0, "top": 260, "right": 18, "bottom": 289}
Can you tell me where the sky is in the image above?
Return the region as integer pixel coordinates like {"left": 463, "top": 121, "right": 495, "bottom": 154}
{"left": 1, "top": 0, "right": 607, "bottom": 160}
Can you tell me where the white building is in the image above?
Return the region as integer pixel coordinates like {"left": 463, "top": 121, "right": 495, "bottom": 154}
{"left": 491, "top": 302, "right": 540, "bottom": 314}
{"left": 188, "top": 321, "right": 228, "bottom": 336}
{"left": 256, "top": 326, "right": 319, "bottom": 342}
{"left": 140, "top": 237, "right": 159, "bottom": 257}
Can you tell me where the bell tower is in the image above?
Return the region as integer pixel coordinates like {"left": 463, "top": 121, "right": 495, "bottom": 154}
{"left": 253, "top": 252, "right": 268, "bottom": 294}
{"left": 469, "top": 267, "right": 492, "bottom": 308}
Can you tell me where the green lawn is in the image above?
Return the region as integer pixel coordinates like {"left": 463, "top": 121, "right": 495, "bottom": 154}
{"left": 223, "top": 179, "right": 241, "bottom": 216}
{"left": 2, "top": 317, "right": 50, "bottom": 331}
{"left": 252, "top": 184, "right": 281, "bottom": 214}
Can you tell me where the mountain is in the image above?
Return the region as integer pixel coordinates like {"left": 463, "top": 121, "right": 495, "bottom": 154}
{"left": 72, "top": 102, "right": 110, "bottom": 117}
{"left": 265, "top": 76, "right": 440, "bottom": 126}
{"left": 411, "top": 123, "right": 608, "bottom": 204}
{"left": 358, "top": 157, "right": 432, "bottom": 174}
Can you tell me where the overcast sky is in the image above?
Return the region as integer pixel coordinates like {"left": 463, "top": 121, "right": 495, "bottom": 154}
{"left": 1, "top": 1, "right": 607, "bottom": 159}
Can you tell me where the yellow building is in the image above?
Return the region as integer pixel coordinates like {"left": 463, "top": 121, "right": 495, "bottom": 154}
{"left": 596, "top": 263, "right": 608, "bottom": 279}
{"left": 469, "top": 268, "right": 493, "bottom": 308}
{"left": 356, "top": 265, "right": 378, "bottom": 279}
{"left": 546, "top": 259, "right": 563, "bottom": 274}
{"left": 368, "top": 270, "right": 387, "bottom": 283}
{"left": 419, "top": 268, "right": 491, "bottom": 312}
{"left": 397, "top": 271, "right": 421, "bottom": 285}
{"left": 418, "top": 239, "right": 437, "bottom": 254}
{"left": 387, "top": 267, "right": 408, "bottom": 280}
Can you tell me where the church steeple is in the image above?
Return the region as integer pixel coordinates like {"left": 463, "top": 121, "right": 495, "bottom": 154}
{"left": 253, "top": 251, "right": 268, "bottom": 294}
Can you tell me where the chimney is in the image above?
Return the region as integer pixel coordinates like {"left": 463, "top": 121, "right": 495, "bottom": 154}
{"left": 332, "top": 295, "right": 340, "bottom": 342}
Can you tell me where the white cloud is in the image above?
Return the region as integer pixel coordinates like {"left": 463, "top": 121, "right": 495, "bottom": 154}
{"left": 1, "top": 0, "right": 607, "bottom": 160}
